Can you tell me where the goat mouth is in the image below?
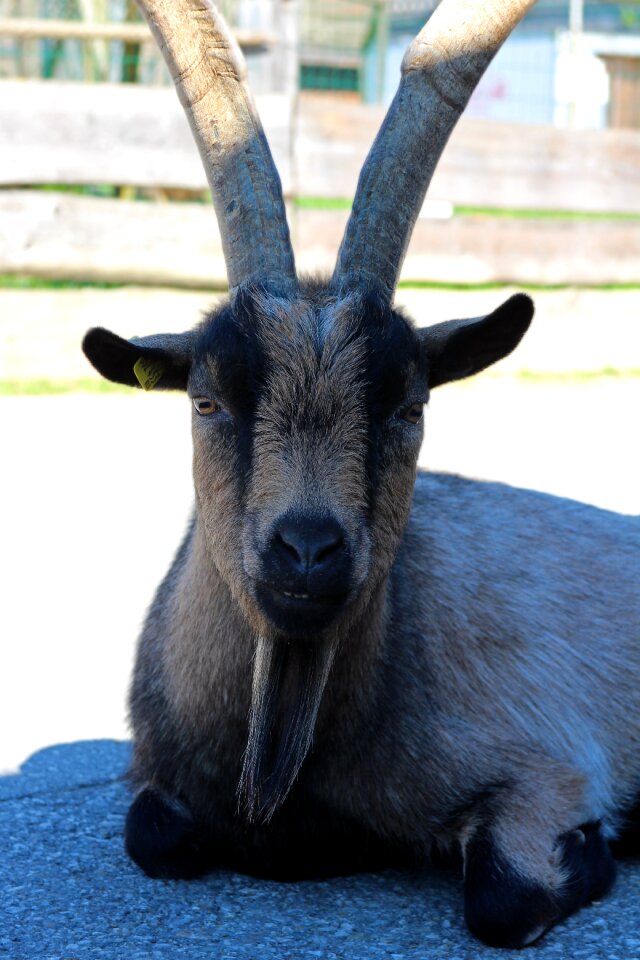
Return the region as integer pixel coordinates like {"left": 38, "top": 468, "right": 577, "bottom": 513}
{"left": 253, "top": 581, "right": 348, "bottom": 633}
{"left": 262, "top": 583, "right": 347, "bottom": 607}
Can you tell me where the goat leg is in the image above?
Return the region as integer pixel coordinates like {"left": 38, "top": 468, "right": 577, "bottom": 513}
{"left": 125, "top": 786, "right": 214, "bottom": 879}
{"left": 462, "top": 782, "right": 616, "bottom": 948}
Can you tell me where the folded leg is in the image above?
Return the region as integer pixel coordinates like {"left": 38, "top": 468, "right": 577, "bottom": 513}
{"left": 462, "top": 771, "right": 616, "bottom": 947}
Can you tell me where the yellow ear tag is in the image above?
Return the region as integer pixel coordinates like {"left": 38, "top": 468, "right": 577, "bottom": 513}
{"left": 133, "top": 356, "right": 165, "bottom": 391}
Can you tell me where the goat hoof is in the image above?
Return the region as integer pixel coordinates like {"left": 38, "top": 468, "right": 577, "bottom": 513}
{"left": 611, "top": 796, "right": 640, "bottom": 857}
{"left": 125, "top": 787, "right": 211, "bottom": 879}
{"left": 464, "top": 831, "right": 557, "bottom": 948}
{"left": 464, "top": 821, "right": 616, "bottom": 948}
{"left": 557, "top": 820, "right": 616, "bottom": 908}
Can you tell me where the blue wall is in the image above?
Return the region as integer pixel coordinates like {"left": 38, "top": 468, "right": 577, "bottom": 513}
{"left": 363, "top": 24, "right": 556, "bottom": 125}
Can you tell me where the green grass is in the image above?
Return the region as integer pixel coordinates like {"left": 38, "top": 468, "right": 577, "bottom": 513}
{"left": 397, "top": 279, "right": 640, "bottom": 292}
{"left": 2, "top": 273, "right": 640, "bottom": 294}
{"left": 0, "top": 274, "right": 125, "bottom": 290}
{"left": 33, "top": 183, "right": 120, "bottom": 199}
{"left": 3, "top": 368, "right": 639, "bottom": 397}
{"left": 0, "top": 379, "right": 132, "bottom": 396}
{"left": 453, "top": 205, "right": 640, "bottom": 222}
{"left": 446, "top": 367, "right": 640, "bottom": 387}
{"left": 294, "top": 196, "right": 353, "bottom": 211}
{"left": 294, "top": 197, "right": 640, "bottom": 222}
{"left": 514, "top": 367, "right": 640, "bottom": 382}
{"left": 27, "top": 184, "right": 212, "bottom": 203}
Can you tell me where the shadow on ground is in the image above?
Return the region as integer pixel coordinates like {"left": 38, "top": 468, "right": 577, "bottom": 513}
{"left": 2, "top": 741, "right": 639, "bottom": 960}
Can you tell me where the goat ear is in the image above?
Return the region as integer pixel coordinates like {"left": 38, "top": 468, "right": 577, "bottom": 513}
{"left": 418, "top": 293, "right": 534, "bottom": 389}
{"left": 82, "top": 328, "right": 195, "bottom": 391}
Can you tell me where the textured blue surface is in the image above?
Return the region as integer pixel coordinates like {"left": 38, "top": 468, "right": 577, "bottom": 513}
{"left": 2, "top": 741, "right": 639, "bottom": 960}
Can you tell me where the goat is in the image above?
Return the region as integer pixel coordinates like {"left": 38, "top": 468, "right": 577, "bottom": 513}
{"left": 82, "top": 0, "right": 639, "bottom": 948}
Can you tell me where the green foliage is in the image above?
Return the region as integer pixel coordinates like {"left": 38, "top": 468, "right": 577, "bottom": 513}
{"left": 0, "top": 274, "right": 123, "bottom": 289}
{"left": 294, "top": 196, "right": 353, "bottom": 210}
{"left": 0, "top": 379, "right": 131, "bottom": 396}
{"left": 4, "top": 368, "right": 638, "bottom": 397}
{"left": 515, "top": 367, "right": 640, "bottom": 382}
{"left": 620, "top": 5, "right": 640, "bottom": 30}
{"left": 294, "top": 197, "right": 640, "bottom": 222}
{"left": 454, "top": 205, "right": 640, "bottom": 222}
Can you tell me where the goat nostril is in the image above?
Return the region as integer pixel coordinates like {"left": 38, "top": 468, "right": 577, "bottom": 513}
{"left": 314, "top": 535, "right": 344, "bottom": 564}
{"left": 275, "top": 531, "right": 303, "bottom": 564}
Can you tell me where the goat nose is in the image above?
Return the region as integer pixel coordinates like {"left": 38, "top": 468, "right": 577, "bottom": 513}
{"left": 273, "top": 514, "right": 345, "bottom": 570}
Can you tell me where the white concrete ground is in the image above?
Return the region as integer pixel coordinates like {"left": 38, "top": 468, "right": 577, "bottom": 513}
{"left": 1, "top": 286, "right": 638, "bottom": 772}
{"left": 3, "top": 285, "right": 640, "bottom": 381}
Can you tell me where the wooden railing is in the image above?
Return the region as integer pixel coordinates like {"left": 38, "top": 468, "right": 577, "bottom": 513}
{"left": 1, "top": 82, "right": 639, "bottom": 286}
{"left": 0, "top": 18, "right": 271, "bottom": 48}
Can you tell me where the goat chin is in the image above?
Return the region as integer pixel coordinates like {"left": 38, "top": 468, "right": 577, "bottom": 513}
{"left": 238, "top": 635, "right": 338, "bottom": 824}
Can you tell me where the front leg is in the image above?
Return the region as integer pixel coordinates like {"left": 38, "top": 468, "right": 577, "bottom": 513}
{"left": 463, "top": 797, "right": 616, "bottom": 948}
{"left": 125, "top": 787, "right": 215, "bottom": 879}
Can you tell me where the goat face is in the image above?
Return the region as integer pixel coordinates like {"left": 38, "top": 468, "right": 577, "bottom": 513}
{"left": 83, "top": 283, "right": 532, "bottom": 644}
{"left": 189, "top": 284, "right": 426, "bottom": 640}
{"left": 82, "top": 280, "right": 532, "bottom": 828}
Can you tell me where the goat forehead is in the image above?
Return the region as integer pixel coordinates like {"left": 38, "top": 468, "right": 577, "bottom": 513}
{"left": 195, "top": 289, "right": 420, "bottom": 414}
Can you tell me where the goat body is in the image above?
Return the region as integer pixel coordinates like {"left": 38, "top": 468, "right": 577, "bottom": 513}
{"left": 132, "top": 468, "right": 640, "bottom": 863}
{"left": 81, "top": 0, "right": 639, "bottom": 948}
{"left": 86, "top": 286, "right": 639, "bottom": 948}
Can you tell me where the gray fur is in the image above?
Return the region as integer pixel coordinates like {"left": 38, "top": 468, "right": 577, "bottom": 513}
{"left": 79, "top": 0, "right": 638, "bottom": 945}
{"left": 83, "top": 281, "right": 639, "bottom": 946}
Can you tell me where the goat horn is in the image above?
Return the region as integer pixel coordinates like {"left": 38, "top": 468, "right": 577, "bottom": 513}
{"left": 331, "top": 0, "right": 535, "bottom": 300}
{"left": 137, "top": 0, "right": 296, "bottom": 294}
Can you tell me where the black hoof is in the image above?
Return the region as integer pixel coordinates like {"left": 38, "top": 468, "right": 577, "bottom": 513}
{"left": 464, "top": 822, "right": 616, "bottom": 949}
{"left": 125, "top": 787, "right": 212, "bottom": 879}
{"left": 557, "top": 820, "right": 616, "bottom": 909}
{"left": 464, "top": 828, "right": 557, "bottom": 948}
{"left": 610, "top": 797, "right": 640, "bottom": 858}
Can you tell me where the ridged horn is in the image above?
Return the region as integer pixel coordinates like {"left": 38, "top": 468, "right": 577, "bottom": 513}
{"left": 137, "top": 0, "right": 296, "bottom": 294}
{"left": 331, "top": 0, "right": 535, "bottom": 301}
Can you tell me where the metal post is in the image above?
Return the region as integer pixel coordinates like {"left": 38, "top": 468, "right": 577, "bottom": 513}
{"left": 375, "top": 0, "right": 389, "bottom": 104}
{"left": 569, "top": 0, "right": 584, "bottom": 34}
{"left": 283, "top": 0, "right": 299, "bottom": 248}
{"left": 568, "top": 0, "right": 584, "bottom": 128}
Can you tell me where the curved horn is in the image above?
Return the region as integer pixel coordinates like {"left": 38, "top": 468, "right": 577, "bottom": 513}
{"left": 138, "top": 0, "right": 296, "bottom": 294}
{"left": 331, "top": 0, "right": 535, "bottom": 300}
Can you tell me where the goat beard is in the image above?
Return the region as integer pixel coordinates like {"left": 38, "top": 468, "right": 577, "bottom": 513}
{"left": 238, "top": 635, "right": 337, "bottom": 824}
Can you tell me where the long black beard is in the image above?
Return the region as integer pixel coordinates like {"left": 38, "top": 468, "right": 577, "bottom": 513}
{"left": 238, "top": 635, "right": 337, "bottom": 824}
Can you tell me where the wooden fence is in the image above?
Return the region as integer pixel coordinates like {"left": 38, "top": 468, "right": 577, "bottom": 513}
{"left": 0, "top": 17, "right": 270, "bottom": 47}
{"left": 1, "top": 81, "right": 640, "bottom": 286}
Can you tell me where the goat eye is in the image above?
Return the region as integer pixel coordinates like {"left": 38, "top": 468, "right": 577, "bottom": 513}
{"left": 401, "top": 403, "right": 424, "bottom": 425}
{"left": 192, "top": 397, "right": 219, "bottom": 416}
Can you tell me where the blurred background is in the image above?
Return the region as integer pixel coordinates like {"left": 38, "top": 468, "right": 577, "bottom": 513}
{"left": 0, "top": 0, "right": 638, "bottom": 772}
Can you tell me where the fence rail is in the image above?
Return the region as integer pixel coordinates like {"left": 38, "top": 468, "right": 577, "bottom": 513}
{"left": 1, "top": 81, "right": 639, "bottom": 286}
{"left": 298, "top": 95, "right": 640, "bottom": 215}
{"left": 0, "top": 17, "right": 271, "bottom": 48}
{"left": 3, "top": 190, "right": 639, "bottom": 287}
{"left": 3, "top": 82, "right": 640, "bottom": 215}
{"left": 0, "top": 81, "right": 292, "bottom": 192}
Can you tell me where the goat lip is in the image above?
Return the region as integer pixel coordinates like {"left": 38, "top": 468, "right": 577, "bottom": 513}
{"left": 260, "top": 582, "right": 347, "bottom": 607}
{"left": 252, "top": 580, "right": 348, "bottom": 633}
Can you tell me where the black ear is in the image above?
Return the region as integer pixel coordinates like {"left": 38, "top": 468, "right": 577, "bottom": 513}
{"left": 418, "top": 293, "right": 534, "bottom": 389}
{"left": 82, "top": 328, "right": 195, "bottom": 391}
